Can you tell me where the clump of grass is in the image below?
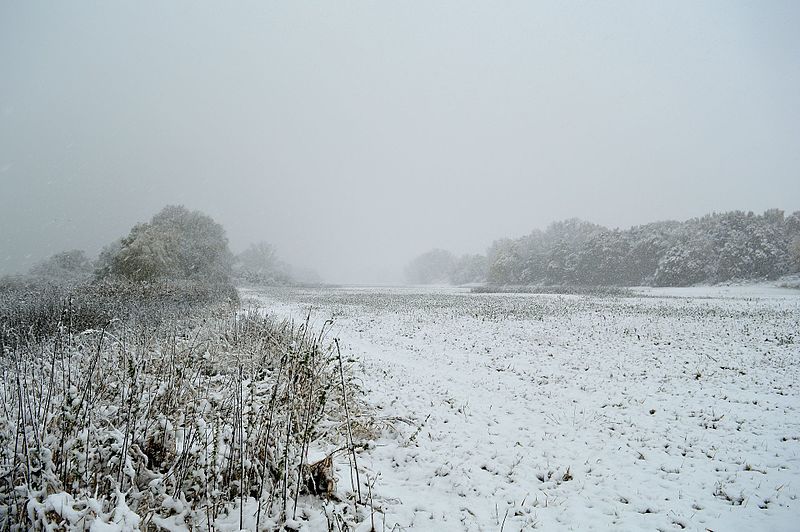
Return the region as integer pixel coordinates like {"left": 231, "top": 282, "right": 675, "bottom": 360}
{"left": 0, "top": 279, "right": 368, "bottom": 530}
{"left": 713, "top": 482, "right": 745, "bottom": 506}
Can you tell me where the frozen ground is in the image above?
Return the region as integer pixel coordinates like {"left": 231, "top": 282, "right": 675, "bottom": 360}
{"left": 243, "top": 285, "right": 800, "bottom": 531}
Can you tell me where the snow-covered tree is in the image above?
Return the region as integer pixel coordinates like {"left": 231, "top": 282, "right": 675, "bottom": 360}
{"left": 486, "top": 239, "right": 524, "bottom": 285}
{"left": 98, "top": 205, "right": 233, "bottom": 282}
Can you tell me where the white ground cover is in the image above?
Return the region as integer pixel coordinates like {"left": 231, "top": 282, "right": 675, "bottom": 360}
{"left": 243, "top": 285, "right": 800, "bottom": 531}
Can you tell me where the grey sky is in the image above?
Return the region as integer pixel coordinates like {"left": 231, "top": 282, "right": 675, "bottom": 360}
{"left": 1, "top": 1, "right": 798, "bottom": 283}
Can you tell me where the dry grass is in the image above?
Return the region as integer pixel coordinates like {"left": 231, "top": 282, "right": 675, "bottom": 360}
{"left": 0, "top": 279, "right": 369, "bottom": 530}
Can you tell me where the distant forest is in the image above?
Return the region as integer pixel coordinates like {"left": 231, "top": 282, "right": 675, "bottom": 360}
{"left": 405, "top": 209, "right": 800, "bottom": 287}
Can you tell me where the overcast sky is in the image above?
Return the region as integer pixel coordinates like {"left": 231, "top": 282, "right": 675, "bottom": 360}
{"left": 1, "top": 1, "right": 798, "bottom": 283}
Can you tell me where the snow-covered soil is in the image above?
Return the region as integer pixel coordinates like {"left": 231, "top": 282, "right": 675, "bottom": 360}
{"left": 243, "top": 285, "right": 800, "bottom": 531}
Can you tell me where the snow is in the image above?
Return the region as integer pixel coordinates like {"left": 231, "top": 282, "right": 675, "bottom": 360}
{"left": 42, "top": 493, "right": 82, "bottom": 527}
{"left": 633, "top": 282, "right": 800, "bottom": 299}
{"left": 244, "top": 284, "right": 800, "bottom": 531}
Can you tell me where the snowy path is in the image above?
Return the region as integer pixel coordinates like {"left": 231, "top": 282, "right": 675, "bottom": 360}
{"left": 244, "top": 286, "right": 800, "bottom": 531}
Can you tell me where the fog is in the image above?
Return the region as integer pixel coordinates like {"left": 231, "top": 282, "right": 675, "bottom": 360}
{"left": 2, "top": 1, "right": 798, "bottom": 283}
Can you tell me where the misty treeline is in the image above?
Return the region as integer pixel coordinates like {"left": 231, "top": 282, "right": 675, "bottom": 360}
{"left": 404, "top": 250, "right": 488, "bottom": 285}
{"left": 406, "top": 209, "right": 800, "bottom": 287}
{"left": 22, "top": 205, "right": 312, "bottom": 287}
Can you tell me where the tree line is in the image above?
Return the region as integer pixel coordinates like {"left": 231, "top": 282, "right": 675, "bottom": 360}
{"left": 405, "top": 209, "right": 800, "bottom": 287}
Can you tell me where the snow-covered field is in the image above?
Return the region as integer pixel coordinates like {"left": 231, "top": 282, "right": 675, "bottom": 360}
{"left": 243, "top": 285, "right": 800, "bottom": 531}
